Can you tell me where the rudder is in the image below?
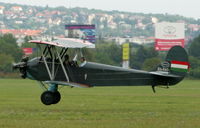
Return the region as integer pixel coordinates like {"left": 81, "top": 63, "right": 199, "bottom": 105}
{"left": 165, "top": 46, "right": 189, "bottom": 77}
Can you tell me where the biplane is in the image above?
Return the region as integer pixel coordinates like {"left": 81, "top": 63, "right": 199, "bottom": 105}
{"left": 13, "top": 38, "right": 189, "bottom": 105}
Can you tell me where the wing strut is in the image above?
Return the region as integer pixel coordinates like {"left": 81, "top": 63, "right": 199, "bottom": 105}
{"left": 42, "top": 49, "right": 53, "bottom": 80}
{"left": 60, "top": 48, "right": 68, "bottom": 59}
{"left": 55, "top": 47, "right": 69, "bottom": 82}
{"left": 40, "top": 45, "right": 69, "bottom": 82}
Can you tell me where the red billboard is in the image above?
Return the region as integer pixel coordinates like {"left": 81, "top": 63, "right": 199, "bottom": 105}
{"left": 22, "top": 48, "right": 36, "bottom": 56}
{"left": 155, "top": 39, "right": 184, "bottom": 51}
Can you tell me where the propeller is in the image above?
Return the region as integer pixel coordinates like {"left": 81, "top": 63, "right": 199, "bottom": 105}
{"left": 13, "top": 56, "right": 29, "bottom": 78}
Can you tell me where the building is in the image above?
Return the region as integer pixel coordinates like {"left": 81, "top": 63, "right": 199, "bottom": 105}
{"left": 0, "top": 6, "right": 5, "bottom": 14}
{"left": 11, "top": 6, "right": 23, "bottom": 12}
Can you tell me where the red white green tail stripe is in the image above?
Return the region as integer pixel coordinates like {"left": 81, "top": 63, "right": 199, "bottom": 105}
{"left": 170, "top": 60, "right": 190, "bottom": 72}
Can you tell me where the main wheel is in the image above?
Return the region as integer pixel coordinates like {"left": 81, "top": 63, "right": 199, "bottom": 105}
{"left": 52, "top": 91, "right": 61, "bottom": 104}
{"left": 41, "top": 91, "right": 54, "bottom": 105}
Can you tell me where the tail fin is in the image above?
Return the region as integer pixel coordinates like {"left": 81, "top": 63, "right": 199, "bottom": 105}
{"left": 153, "top": 46, "right": 189, "bottom": 86}
{"left": 165, "top": 46, "right": 189, "bottom": 77}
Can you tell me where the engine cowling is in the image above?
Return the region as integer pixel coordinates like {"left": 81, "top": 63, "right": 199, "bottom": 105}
{"left": 13, "top": 56, "right": 29, "bottom": 78}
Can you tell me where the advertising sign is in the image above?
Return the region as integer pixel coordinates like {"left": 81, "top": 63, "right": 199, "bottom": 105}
{"left": 122, "top": 43, "right": 129, "bottom": 60}
{"left": 155, "top": 22, "right": 185, "bottom": 51}
{"left": 65, "top": 25, "right": 95, "bottom": 43}
{"left": 22, "top": 48, "right": 36, "bottom": 55}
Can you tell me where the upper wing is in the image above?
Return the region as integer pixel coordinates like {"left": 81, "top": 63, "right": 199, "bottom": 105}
{"left": 53, "top": 38, "right": 95, "bottom": 48}
{"left": 29, "top": 40, "right": 63, "bottom": 46}
{"left": 29, "top": 38, "right": 95, "bottom": 48}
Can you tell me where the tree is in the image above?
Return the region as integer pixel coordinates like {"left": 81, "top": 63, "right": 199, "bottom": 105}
{"left": 24, "top": 36, "right": 33, "bottom": 43}
{"left": 142, "top": 57, "right": 161, "bottom": 71}
{"left": 94, "top": 42, "right": 122, "bottom": 66}
{"left": 146, "top": 47, "right": 159, "bottom": 58}
{"left": 0, "top": 34, "right": 23, "bottom": 73}
{"left": 130, "top": 45, "right": 159, "bottom": 69}
{"left": 3, "top": 34, "right": 17, "bottom": 45}
{"left": 0, "top": 53, "right": 14, "bottom": 72}
{"left": 189, "top": 67, "right": 200, "bottom": 78}
{"left": 188, "top": 56, "right": 200, "bottom": 78}
{"left": 134, "top": 45, "right": 147, "bottom": 63}
{"left": 188, "top": 35, "right": 200, "bottom": 78}
{"left": 189, "top": 56, "right": 200, "bottom": 69}
{"left": 189, "top": 35, "right": 200, "bottom": 58}
{"left": 0, "top": 34, "right": 23, "bottom": 61}
{"left": 21, "top": 36, "right": 35, "bottom": 48}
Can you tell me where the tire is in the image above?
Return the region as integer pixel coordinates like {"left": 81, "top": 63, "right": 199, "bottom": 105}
{"left": 40, "top": 91, "right": 54, "bottom": 105}
{"left": 52, "top": 91, "right": 61, "bottom": 104}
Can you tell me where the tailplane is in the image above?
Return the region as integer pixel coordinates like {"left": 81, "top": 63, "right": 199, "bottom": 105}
{"left": 151, "top": 46, "right": 189, "bottom": 87}
{"left": 150, "top": 46, "right": 189, "bottom": 92}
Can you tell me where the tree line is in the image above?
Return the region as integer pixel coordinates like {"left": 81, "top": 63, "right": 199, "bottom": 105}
{"left": 0, "top": 33, "right": 200, "bottom": 78}
{"left": 0, "top": 34, "right": 23, "bottom": 73}
{"left": 188, "top": 35, "right": 200, "bottom": 78}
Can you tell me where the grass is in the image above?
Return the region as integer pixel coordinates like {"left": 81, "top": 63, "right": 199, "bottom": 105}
{"left": 0, "top": 79, "right": 200, "bottom": 128}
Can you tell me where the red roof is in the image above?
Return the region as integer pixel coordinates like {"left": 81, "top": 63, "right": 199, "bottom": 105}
{"left": 0, "top": 6, "right": 5, "bottom": 9}
{"left": 12, "top": 6, "right": 22, "bottom": 10}
{"left": 0, "top": 29, "right": 42, "bottom": 36}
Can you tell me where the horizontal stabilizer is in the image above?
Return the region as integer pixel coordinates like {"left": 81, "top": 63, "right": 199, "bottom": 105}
{"left": 150, "top": 71, "right": 181, "bottom": 78}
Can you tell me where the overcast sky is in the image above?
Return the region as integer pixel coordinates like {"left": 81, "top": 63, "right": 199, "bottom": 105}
{"left": 0, "top": 0, "right": 199, "bottom": 19}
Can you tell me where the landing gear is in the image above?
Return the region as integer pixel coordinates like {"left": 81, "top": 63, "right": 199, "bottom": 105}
{"left": 52, "top": 91, "right": 61, "bottom": 104}
{"left": 152, "top": 85, "right": 156, "bottom": 93}
{"left": 40, "top": 91, "right": 61, "bottom": 105}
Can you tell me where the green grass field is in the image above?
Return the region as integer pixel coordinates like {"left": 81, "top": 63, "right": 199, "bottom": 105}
{"left": 0, "top": 79, "right": 200, "bottom": 128}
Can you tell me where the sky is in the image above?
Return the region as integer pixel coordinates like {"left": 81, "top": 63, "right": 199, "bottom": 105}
{"left": 0, "top": 0, "right": 199, "bottom": 19}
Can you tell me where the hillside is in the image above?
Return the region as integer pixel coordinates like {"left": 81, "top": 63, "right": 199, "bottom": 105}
{"left": 0, "top": 2, "right": 199, "bottom": 39}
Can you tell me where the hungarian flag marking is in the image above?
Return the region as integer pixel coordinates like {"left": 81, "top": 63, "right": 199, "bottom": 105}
{"left": 171, "top": 60, "right": 189, "bottom": 72}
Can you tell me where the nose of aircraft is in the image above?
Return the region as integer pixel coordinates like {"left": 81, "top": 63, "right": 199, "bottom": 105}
{"left": 13, "top": 56, "right": 29, "bottom": 78}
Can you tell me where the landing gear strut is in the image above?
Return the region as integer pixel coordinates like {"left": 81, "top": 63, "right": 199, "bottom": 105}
{"left": 40, "top": 91, "right": 61, "bottom": 105}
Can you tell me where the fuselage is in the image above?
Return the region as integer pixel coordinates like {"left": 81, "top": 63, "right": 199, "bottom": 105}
{"left": 26, "top": 57, "right": 183, "bottom": 86}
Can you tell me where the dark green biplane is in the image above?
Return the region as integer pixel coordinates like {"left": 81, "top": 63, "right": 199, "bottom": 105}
{"left": 13, "top": 38, "right": 189, "bottom": 105}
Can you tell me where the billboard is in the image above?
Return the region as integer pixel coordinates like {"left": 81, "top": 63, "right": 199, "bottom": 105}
{"left": 122, "top": 43, "right": 129, "bottom": 60}
{"left": 155, "top": 22, "right": 185, "bottom": 51}
{"left": 65, "top": 25, "right": 95, "bottom": 43}
{"left": 22, "top": 48, "right": 36, "bottom": 56}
